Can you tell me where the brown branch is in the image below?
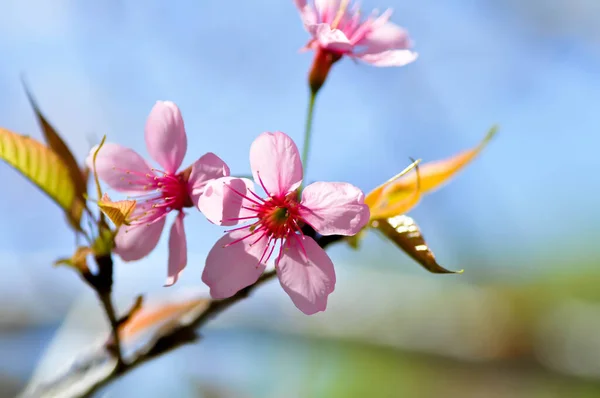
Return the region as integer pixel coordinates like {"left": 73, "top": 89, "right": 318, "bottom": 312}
{"left": 97, "top": 291, "right": 125, "bottom": 370}
{"left": 79, "top": 271, "right": 280, "bottom": 398}
{"left": 27, "top": 227, "right": 343, "bottom": 398}
{"left": 91, "top": 254, "right": 126, "bottom": 371}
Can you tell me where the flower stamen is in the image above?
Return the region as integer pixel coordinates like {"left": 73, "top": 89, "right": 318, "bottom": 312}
{"left": 255, "top": 171, "right": 272, "bottom": 197}
{"left": 223, "top": 182, "right": 263, "bottom": 206}
{"left": 223, "top": 229, "right": 257, "bottom": 248}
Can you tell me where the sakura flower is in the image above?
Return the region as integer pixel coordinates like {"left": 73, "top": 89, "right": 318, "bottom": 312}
{"left": 88, "top": 101, "right": 230, "bottom": 286}
{"left": 198, "top": 131, "right": 369, "bottom": 315}
{"left": 294, "top": 0, "right": 418, "bottom": 91}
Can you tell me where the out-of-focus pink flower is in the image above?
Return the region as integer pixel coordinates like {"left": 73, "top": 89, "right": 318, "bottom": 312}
{"left": 88, "top": 101, "right": 229, "bottom": 286}
{"left": 294, "top": 0, "right": 418, "bottom": 91}
{"left": 198, "top": 131, "right": 369, "bottom": 315}
{"left": 295, "top": 0, "right": 417, "bottom": 66}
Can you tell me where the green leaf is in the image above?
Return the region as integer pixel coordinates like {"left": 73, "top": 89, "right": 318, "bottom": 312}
{"left": 0, "top": 127, "right": 83, "bottom": 220}
{"left": 374, "top": 214, "right": 463, "bottom": 274}
{"left": 22, "top": 82, "right": 88, "bottom": 229}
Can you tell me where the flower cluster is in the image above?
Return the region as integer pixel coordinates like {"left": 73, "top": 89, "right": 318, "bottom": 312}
{"left": 93, "top": 104, "right": 369, "bottom": 314}
{"left": 86, "top": 0, "right": 420, "bottom": 315}
{"left": 84, "top": 0, "right": 490, "bottom": 316}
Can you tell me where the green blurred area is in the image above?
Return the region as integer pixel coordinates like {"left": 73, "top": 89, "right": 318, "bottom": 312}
{"left": 185, "top": 265, "right": 600, "bottom": 398}
{"left": 304, "top": 337, "right": 600, "bottom": 398}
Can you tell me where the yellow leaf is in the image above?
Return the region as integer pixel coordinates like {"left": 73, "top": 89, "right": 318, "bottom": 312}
{"left": 368, "top": 125, "right": 497, "bottom": 220}
{"left": 54, "top": 246, "right": 93, "bottom": 273}
{"left": 374, "top": 215, "right": 463, "bottom": 274}
{"left": 98, "top": 193, "right": 137, "bottom": 227}
{"left": 364, "top": 159, "right": 421, "bottom": 209}
{"left": 0, "top": 128, "right": 84, "bottom": 217}
{"left": 23, "top": 83, "right": 89, "bottom": 230}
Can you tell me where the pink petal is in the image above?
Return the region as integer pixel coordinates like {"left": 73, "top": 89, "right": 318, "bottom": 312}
{"left": 86, "top": 142, "right": 153, "bottom": 194}
{"left": 357, "top": 20, "right": 411, "bottom": 54}
{"left": 294, "top": 0, "right": 317, "bottom": 27}
{"left": 308, "top": 23, "right": 353, "bottom": 53}
{"left": 145, "top": 101, "right": 187, "bottom": 173}
{"left": 299, "top": 181, "right": 370, "bottom": 236}
{"left": 276, "top": 235, "right": 335, "bottom": 315}
{"left": 357, "top": 49, "right": 418, "bottom": 67}
{"left": 249, "top": 131, "right": 303, "bottom": 196}
{"left": 202, "top": 230, "right": 268, "bottom": 299}
{"left": 314, "top": 0, "right": 337, "bottom": 23}
{"left": 165, "top": 212, "right": 187, "bottom": 287}
{"left": 197, "top": 177, "right": 257, "bottom": 226}
{"left": 114, "top": 216, "right": 167, "bottom": 261}
{"left": 188, "top": 152, "right": 231, "bottom": 207}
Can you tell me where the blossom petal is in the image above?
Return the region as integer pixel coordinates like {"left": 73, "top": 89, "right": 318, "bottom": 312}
{"left": 115, "top": 216, "right": 166, "bottom": 261}
{"left": 314, "top": 0, "right": 337, "bottom": 23}
{"left": 86, "top": 142, "right": 153, "bottom": 194}
{"left": 358, "top": 20, "right": 411, "bottom": 54}
{"left": 294, "top": 0, "right": 317, "bottom": 27}
{"left": 145, "top": 101, "right": 187, "bottom": 173}
{"left": 202, "top": 230, "right": 268, "bottom": 299}
{"left": 357, "top": 49, "right": 418, "bottom": 67}
{"left": 300, "top": 181, "right": 370, "bottom": 236}
{"left": 249, "top": 131, "right": 303, "bottom": 196}
{"left": 165, "top": 212, "right": 187, "bottom": 287}
{"left": 276, "top": 236, "right": 335, "bottom": 315}
{"left": 197, "top": 177, "right": 257, "bottom": 226}
{"left": 188, "top": 152, "right": 231, "bottom": 207}
{"left": 308, "top": 24, "right": 353, "bottom": 53}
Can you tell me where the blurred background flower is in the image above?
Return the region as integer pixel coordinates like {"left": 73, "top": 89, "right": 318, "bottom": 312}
{"left": 1, "top": 0, "right": 600, "bottom": 397}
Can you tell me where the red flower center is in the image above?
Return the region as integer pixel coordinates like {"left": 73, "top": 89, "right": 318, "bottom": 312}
{"left": 222, "top": 174, "right": 308, "bottom": 265}
{"left": 255, "top": 193, "right": 302, "bottom": 240}
{"left": 154, "top": 172, "right": 190, "bottom": 211}
{"left": 119, "top": 168, "right": 191, "bottom": 225}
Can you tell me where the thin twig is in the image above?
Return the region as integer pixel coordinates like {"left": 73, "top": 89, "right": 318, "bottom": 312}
{"left": 97, "top": 292, "right": 125, "bottom": 370}
{"left": 78, "top": 269, "right": 282, "bottom": 398}
{"left": 90, "top": 254, "right": 126, "bottom": 371}
{"left": 26, "top": 227, "right": 343, "bottom": 397}
{"left": 62, "top": 228, "right": 342, "bottom": 398}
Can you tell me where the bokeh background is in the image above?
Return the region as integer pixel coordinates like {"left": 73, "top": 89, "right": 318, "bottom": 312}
{"left": 1, "top": 0, "right": 600, "bottom": 396}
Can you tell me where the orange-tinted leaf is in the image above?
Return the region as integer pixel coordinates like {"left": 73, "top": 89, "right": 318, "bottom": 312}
{"left": 23, "top": 83, "right": 89, "bottom": 229}
{"left": 54, "top": 246, "right": 93, "bottom": 273}
{"left": 364, "top": 159, "right": 421, "bottom": 209}
{"left": 374, "top": 214, "right": 462, "bottom": 274}
{"left": 0, "top": 128, "right": 83, "bottom": 217}
{"left": 117, "top": 295, "right": 144, "bottom": 327}
{"left": 97, "top": 193, "right": 136, "bottom": 227}
{"left": 119, "top": 297, "right": 210, "bottom": 344}
{"left": 369, "top": 126, "right": 497, "bottom": 220}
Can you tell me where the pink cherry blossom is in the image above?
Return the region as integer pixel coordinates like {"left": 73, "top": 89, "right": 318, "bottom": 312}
{"left": 294, "top": 0, "right": 418, "bottom": 67}
{"left": 198, "top": 131, "right": 370, "bottom": 315}
{"left": 88, "top": 101, "right": 230, "bottom": 286}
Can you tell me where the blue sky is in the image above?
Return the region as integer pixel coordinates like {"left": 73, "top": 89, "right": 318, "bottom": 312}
{"left": 1, "top": 0, "right": 600, "bottom": 313}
